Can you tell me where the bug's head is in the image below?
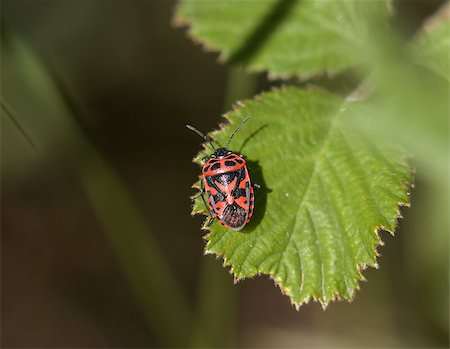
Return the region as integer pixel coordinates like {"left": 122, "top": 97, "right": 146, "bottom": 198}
{"left": 212, "top": 148, "right": 230, "bottom": 158}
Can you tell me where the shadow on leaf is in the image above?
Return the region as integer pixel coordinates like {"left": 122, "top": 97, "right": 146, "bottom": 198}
{"left": 228, "top": 0, "right": 298, "bottom": 64}
{"left": 242, "top": 159, "right": 270, "bottom": 232}
{"left": 238, "top": 124, "right": 268, "bottom": 154}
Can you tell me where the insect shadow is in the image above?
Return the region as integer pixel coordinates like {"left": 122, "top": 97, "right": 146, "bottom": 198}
{"left": 238, "top": 124, "right": 268, "bottom": 154}
{"left": 242, "top": 158, "right": 271, "bottom": 233}
{"left": 236, "top": 124, "right": 270, "bottom": 232}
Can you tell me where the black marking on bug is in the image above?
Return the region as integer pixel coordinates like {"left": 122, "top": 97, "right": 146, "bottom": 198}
{"left": 204, "top": 165, "right": 210, "bottom": 172}
{"left": 232, "top": 188, "right": 245, "bottom": 198}
{"left": 211, "top": 163, "right": 221, "bottom": 171}
{"left": 208, "top": 170, "right": 240, "bottom": 187}
{"left": 225, "top": 160, "right": 236, "bottom": 167}
{"left": 235, "top": 159, "right": 244, "bottom": 164}
{"left": 213, "top": 192, "right": 225, "bottom": 202}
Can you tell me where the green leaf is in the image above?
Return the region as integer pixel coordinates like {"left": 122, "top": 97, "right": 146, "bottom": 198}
{"left": 411, "top": 3, "right": 450, "bottom": 83}
{"left": 174, "top": 0, "right": 391, "bottom": 78}
{"left": 191, "top": 87, "right": 411, "bottom": 308}
{"left": 356, "top": 3, "right": 449, "bottom": 185}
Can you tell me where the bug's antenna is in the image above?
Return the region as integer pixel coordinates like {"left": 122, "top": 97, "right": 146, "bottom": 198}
{"left": 186, "top": 124, "right": 216, "bottom": 150}
{"left": 225, "top": 117, "right": 250, "bottom": 149}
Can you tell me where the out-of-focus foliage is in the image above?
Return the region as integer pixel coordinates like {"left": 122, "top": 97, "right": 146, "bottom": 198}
{"left": 175, "top": 0, "right": 391, "bottom": 78}
{"left": 2, "top": 35, "right": 81, "bottom": 178}
{"left": 360, "top": 5, "right": 449, "bottom": 184}
{"left": 411, "top": 11, "right": 450, "bottom": 82}
{"left": 2, "top": 33, "right": 191, "bottom": 347}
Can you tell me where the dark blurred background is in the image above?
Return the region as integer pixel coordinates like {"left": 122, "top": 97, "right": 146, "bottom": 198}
{"left": 1, "top": 1, "right": 448, "bottom": 348}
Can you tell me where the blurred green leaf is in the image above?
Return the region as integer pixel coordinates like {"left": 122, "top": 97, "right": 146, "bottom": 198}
{"left": 356, "top": 3, "right": 449, "bottom": 185}
{"left": 191, "top": 87, "right": 412, "bottom": 308}
{"left": 1, "top": 35, "right": 82, "bottom": 179}
{"left": 411, "top": 4, "right": 450, "bottom": 83}
{"left": 174, "top": 0, "right": 391, "bottom": 78}
{"left": 404, "top": 3, "right": 449, "bottom": 333}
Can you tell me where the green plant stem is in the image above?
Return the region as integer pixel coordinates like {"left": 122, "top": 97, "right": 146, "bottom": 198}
{"left": 190, "top": 67, "right": 258, "bottom": 348}
{"left": 223, "top": 66, "right": 259, "bottom": 111}
{"left": 79, "top": 147, "right": 191, "bottom": 347}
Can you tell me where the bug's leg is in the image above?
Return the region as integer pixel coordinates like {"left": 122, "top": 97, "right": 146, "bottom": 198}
{"left": 191, "top": 179, "right": 206, "bottom": 201}
{"left": 201, "top": 193, "right": 215, "bottom": 222}
{"left": 191, "top": 190, "right": 204, "bottom": 200}
{"left": 194, "top": 181, "right": 215, "bottom": 221}
{"left": 253, "top": 183, "right": 261, "bottom": 190}
{"left": 245, "top": 182, "right": 251, "bottom": 221}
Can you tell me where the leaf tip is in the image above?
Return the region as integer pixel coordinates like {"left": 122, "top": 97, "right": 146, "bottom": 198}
{"left": 320, "top": 301, "right": 329, "bottom": 311}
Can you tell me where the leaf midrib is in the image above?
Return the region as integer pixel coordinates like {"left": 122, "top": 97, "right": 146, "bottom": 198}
{"left": 273, "top": 99, "right": 347, "bottom": 301}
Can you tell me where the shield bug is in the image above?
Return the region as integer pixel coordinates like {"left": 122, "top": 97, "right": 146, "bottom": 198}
{"left": 186, "top": 118, "right": 259, "bottom": 231}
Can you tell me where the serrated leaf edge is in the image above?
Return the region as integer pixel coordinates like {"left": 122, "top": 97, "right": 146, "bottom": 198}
{"left": 172, "top": 4, "right": 353, "bottom": 81}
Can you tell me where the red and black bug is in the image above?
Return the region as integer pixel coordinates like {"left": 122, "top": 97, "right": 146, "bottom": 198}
{"left": 187, "top": 118, "right": 259, "bottom": 231}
